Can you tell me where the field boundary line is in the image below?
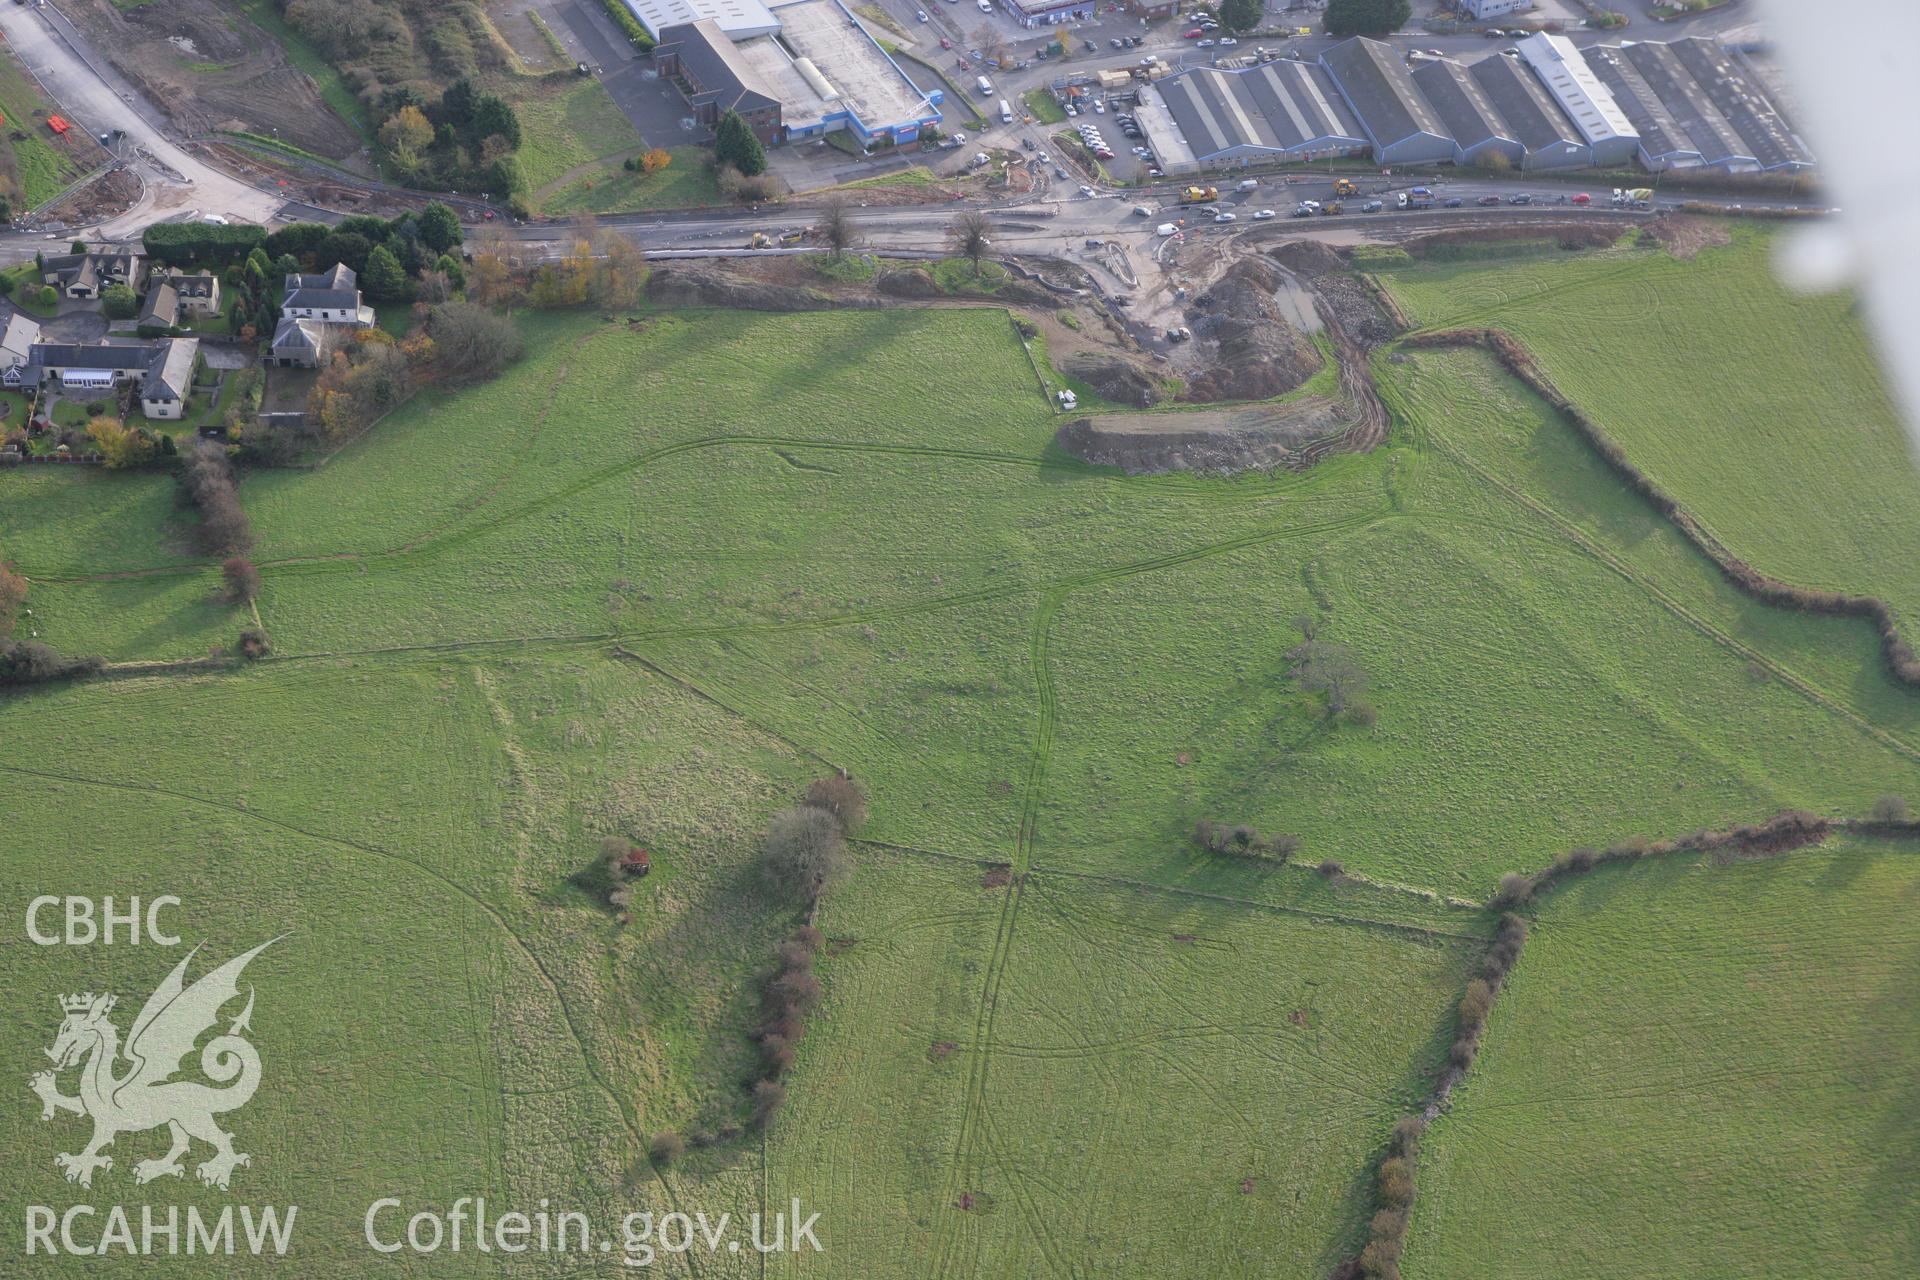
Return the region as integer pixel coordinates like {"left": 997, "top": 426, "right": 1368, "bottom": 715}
{"left": 1404, "top": 327, "right": 1920, "bottom": 692}
{"left": 1030, "top": 865, "right": 1489, "bottom": 944}
{"left": 0, "top": 757, "right": 706, "bottom": 1260}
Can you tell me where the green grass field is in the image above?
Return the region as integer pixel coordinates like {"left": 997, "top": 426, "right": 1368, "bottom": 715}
{"left": 1403, "top": 837, "right": 1920, "bottom": 1279}
{"left": 1374, "top": 226, "right": 1920, "bottom": 633}
{"left": 3, "top": 225, "right": 1918, "bottom": 1275}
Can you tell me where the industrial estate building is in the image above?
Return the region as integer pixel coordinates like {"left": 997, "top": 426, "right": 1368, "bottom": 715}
{"left": 634, "top": 0, "right": 941, "bottom": 147}
{"left": 1138, "top": 59, "right": 1365, "bottom": 172}
{"left": 1132, "top": 32, "right": 1810, "bottom": 177}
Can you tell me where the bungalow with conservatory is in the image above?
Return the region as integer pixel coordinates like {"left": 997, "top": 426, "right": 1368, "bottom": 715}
{"left": 22, "top": 338, "right": 201, "bottom": 420}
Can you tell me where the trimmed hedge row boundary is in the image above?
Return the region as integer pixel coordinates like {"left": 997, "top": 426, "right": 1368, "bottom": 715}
{"left": 1405, "top": 327, "right": 1920, "bottom": 686}
{"left": 1338, "top": 807, "right": 1918, "bottom": 1278}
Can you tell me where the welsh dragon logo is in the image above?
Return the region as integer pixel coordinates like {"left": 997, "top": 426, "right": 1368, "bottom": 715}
{"left": 28, "top": 939, "right": 280, "bottom": 1191}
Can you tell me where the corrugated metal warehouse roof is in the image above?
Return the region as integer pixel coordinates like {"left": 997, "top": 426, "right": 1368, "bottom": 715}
{"left": 1155, "top": 60, "right": 1367, "bottom": 163}
{"left": 1514, "top": 33, "right": 1638, "bottom": 161}
{"left": 1129, "top": 34, "right": 1808, "bottom": 178}
{"left": 1468, "top": 54, "right": 1590, "bottom": 166}
{"left": 1320, "top": 38, "right": 1453, "bottom": 161}
{"left": 1410, "top": 59, "right": 1520, "bottom": 162}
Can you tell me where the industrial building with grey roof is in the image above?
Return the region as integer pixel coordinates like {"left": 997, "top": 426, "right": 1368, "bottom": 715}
{"left": 1320, "top": 38, "right": 1453, "bottom": 164}
{"left": 1139, "top": 59, "right": 1366, "bottom": 172}
{"left": 1583, "top": 37, "right": 1812, "bottom": 172}
{"left": 1129, "top": 33, "right": 1807, "bottom": 181}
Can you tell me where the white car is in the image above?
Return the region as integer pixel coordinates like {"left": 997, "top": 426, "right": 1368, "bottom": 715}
{"left": 1156, "top": 223, "right": 1180, "bottom": 236}
{"left": 1079, "top": 184, "right": 1096, "bottom": 197}
{"left": 1213, "top": 211, "right": 1236, "bottom": 223}
{"left": 1252, "top": 208, "right": 1275, "bottom": 220}
{"left": 951, "top": 130, "right": 967, "bottom": 144}
{"left": 1093, "top": 100, "right": 1105, "bottom": 113}
{"left": 916, "top": 8, "right": 927, "bottom": 18}
{"left": 1197, "top": 39, "right": 1214, "bottom": 48}
{"left": 1219, "top": 37, "right": 1236, "bottom": 46}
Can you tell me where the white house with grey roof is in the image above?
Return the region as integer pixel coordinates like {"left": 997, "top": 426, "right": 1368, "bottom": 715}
{"left": 282, "top": 263, "right": 375, "bottom": 326}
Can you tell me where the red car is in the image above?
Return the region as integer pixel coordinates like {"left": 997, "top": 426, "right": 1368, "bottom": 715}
{"left": 1183, "top": 28, "right": 1203, "bottom": 38}
{"left": 940, "top": 36, "right": 952, "bottom": 49}
{"left": 1571, "top": 192, "right": 1591, "bottom": 205}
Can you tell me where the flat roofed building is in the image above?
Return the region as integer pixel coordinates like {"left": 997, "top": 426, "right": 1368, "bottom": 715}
{"left": 994, "top": 0, "right": 1094, "bottom": 28}
{"left": 1513, "top": 32, "right": 1639, "bottom": 166}
{"left": 625, "top": 0, "right": 778, "bottom": 41}
{"left": 770, "top": 0, "right": 940, "bottom": 145}
{"left": 1320, "top": 38, "right": 1454, "bottom": 164}
{"left": 1466, "top": 54, "right": 1591, "bottom": 169}
{"left": 1146, "top": 60, "right": 1366, "bottom": 172}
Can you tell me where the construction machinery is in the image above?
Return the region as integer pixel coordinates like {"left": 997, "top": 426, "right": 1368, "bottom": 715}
{"left": 1332, "top": 178, "right": 1360, "bottom": 198}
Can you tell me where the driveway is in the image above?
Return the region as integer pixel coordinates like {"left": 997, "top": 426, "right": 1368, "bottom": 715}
{"left": 0, "top": 2, "right": 286, "bottom": 235}
{"left": 40, "top": 305, "right": 106, "bottom": 344}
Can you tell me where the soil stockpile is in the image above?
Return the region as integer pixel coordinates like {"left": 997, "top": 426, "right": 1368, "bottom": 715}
{"left": 1055, "top": 400, "right": 1348, "bottom": 475}
{"left": 1063, "top": 353, "right": 1161, "bottom": 408}
{"left": 1267, "top": 240, "right": 1345, "bottom": 279}
{"left": 645, "top": 266, "right": 872, "bottom": 312}
{"left": 1180, "top": 258, "right": 1321, "bottom": 402}
{"left": 876, "top": 267, "right": 942, "bottom": 299}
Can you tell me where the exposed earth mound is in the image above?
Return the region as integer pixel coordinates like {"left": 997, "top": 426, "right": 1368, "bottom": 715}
{"left": 646, "top": 266, "right": 866, "bottom": 312}
{"left": 876, "top": 267, "right": 943, "bottom": 299}
{"left": 1063, "top": 352, "right": 1162, "bottom": 408}
{"left": 69, "top": 0, "right": 364, "bottom": 161}
{"left": 1180, "top": 258, "right": 1322, "bottom": 402}
{"left": 1056, "top": 400, "right": 1349, "bottom": 475}
{"left": 1268, "top": 240, "right": 1345, "bottom": 280}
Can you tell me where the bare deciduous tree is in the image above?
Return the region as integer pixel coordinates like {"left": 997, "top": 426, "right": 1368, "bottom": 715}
{"left": 949, "top": 210, "right": 992, "bottom": 277}
{"left": 817, "top": 199, "right": 858, "bottom": 261}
